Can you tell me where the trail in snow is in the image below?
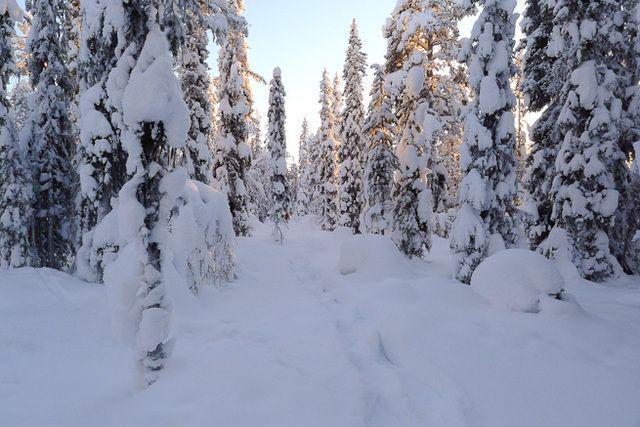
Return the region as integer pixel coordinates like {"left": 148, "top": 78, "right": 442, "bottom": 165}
{"left": 1, "top": 218, "right": 640, "bottom": 427}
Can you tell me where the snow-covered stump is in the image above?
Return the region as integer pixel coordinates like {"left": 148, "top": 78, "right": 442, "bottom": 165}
{"left": 471, "top": 249, "right": 574, "bottom": 314}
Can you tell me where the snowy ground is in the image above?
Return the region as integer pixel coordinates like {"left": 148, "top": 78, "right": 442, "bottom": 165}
{"left": 2, "top": 219, "right": 640, "bottom": 427}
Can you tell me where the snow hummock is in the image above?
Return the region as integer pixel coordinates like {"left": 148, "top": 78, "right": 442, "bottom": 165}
{"left": 471, "top": 249, "right": 567, "bottom": 313}
{"left": 337, "top": 234, "right": 413, "bottom": 280}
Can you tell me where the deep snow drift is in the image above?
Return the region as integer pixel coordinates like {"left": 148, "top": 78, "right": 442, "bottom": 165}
{"left": 1, "top": 218, "right": 639, "bottom": 426}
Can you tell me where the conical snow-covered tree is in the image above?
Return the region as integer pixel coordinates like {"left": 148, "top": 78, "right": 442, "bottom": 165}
{"left": 385, "top": 0, "right": 470, "bottom": 258}
{"left": 266, "top": 68, "right": 289, "bottom": 242}
{"left": 0, "top": 0, "right": 33, "bottom": 269}
{"left": 450, "top": 0, "right": 520, "bottom": 283}
{"left": 180, "top": 1, "right": 214, "bottom": 185}
{"left": 384, "top": 0, "right": 432, "bottom": 258}
{"left": 363, "top": 64, "right": 396, "bottom": 235}
{"left": 548, "top": 0, "right": 625, "bottom": 282}
{"left": 520, "top": 0, "right": 566, "bottom": 249}
{"left": 286, "top": 154, "right": 298, "bottom": 217}
{"left": 24, "top": 0, "right": 76, "bottom": 270}
{"left": 214, "top": 0, "right": 257, "bottom": 236}
{"left": 295, "top": 118, "right": 311, "bottom": 216}
{"left": 8, "top": 79, "right": 30, "bottom": 131}
{"left": 307, "top": 131, "right": 323, "bottom": 216}
{"left": 608, "top": 1, "right": 640, "bottom": 275}
{"left": 337, "top": 20, "right": 367, "bottom": 234}
{"left": 318, "top": 70, "right": 339, "bottom": 231}
{"left": 246, "top": 119, "right": 271, "bottom": 223}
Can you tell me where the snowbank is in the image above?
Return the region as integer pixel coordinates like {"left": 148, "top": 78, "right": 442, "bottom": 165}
{"left": 337, "top": 234, "right": 414, "bottom": 280}
{"left": 2, "top": 222, "right": 640, "bottom": 426}
{"left": 471, "top": 249, "right": 568, "bottom": 313}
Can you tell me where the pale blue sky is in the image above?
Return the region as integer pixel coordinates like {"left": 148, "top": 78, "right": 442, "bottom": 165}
{"left": 239, "top": 0, "right": 397, "bottom": 160}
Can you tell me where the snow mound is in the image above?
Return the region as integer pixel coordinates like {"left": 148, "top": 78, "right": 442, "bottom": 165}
{"left": 471, "top": 249, "right": 567, "bottom": 313}
{"left": 338, "top": 234, "right": 413, "bottom": 280}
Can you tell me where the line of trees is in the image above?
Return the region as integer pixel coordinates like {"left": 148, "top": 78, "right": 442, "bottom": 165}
{"left": 296, "top": 0, "right": 640, "bottom": 285}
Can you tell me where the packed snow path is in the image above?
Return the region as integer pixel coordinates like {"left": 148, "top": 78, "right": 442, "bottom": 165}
{"left": 2, "top": 219, "right": 640, "bottom": 426}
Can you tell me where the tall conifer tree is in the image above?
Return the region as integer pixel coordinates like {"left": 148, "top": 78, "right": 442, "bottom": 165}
{"left": 338, "top": 20, "right": 367, "bottom": 233}
{"left": 450, "top": 0, "right": 519, "bottom": 283}
{"left": 24, "top": 0, "right": 76, "bottom": 269}
{"left": 548, "top": 0, "right": 625, "bottom": 281}
{"left": 362, "top": 64, "right": 396, "bottom": 235}
{"left": 266, "top": 67, "right": 289, "bottom": 242}
{"left": 214, "top": 0, "right": 256, "bottom": 236}
{"left": 0, "top": 0, "right": 33, "bottom": 269}
{"left": 318, "top": 70, "right": 339, "bottom": 231}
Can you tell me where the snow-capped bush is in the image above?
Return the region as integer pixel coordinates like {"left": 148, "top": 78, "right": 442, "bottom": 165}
{"left": 471, "top": 249, "right": 567, "bottom": 313}
{"left": 167, "top": 178, "right": 236, "bottom": 294}
{"left": 78, "top": 175, "right": 235, "bottom": 292}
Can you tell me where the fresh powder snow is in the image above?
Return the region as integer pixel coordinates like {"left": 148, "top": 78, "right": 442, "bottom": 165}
{"left": 1, "top": 220, "right": 640, "bottom": 426}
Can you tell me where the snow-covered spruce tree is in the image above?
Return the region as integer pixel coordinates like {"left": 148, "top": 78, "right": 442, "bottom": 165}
{"left": 114, "top": 2, "right": 190, "bottom": 384}
{"left": 520, "top": 0, "right": 566, "bottom": 250}
{"left": 214, "top": 0, "right": 258, "bottom": 236}
{"left": 384, "top": 0, "right": 432, "bottom": 258}
{"left": 266, "top": 68, "right": 289, "bottom": 242}
{"left": 317, "top": 70, "right": 339, "bottom": 231}
{"left": 8, "top": 79, "right": 29, "bottom": 132}
{"left": 286, "top": 155, "right": 298, "bottom": 217}
{"left": 66, "top": 0, "right": 80, "bottom": 106}
{"left": 362, "top": 64, "right": 396, "bottom": 235}
{"left": 385, "top": 0, "right": 470, "bottom": 258}
{"left": 24, "top": 0, "right": 76, "bottom": 270}
{"left": 76, "top": 0, "right": 130, "bottom": 264}
{"left": 608, "top": 1, "right": 640, "bottom": 275}
{"left": 180, "top": 1, "right": 214, "bottom": 185}
{"left": 307, "top": 131, "right": 323, "bottom": 216}
{"left": 244, "top": 112, "right": 273, "bottom": 223}
{"left": 208, "top": 77, "right": 220, "bottom": 147}
{"left": 295, "top": 118, "right": 311, "bottom": 216}
{"left": 450, "top": 0, "right": 520, "bottom": 283}
{"left": 337, "top": 20, "right": 367, "bottom": 234}
{"left": 513, "top": 50, "right": 528, "bottom": 184}
{"left": 0, "top": 0, "right": 33, "bottom": 269}
{"left": 332, "top": 73, "right": 343, "bottom": 140}
{"left": 548, "top": 0, "right": 626, "bottom": 282}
